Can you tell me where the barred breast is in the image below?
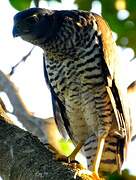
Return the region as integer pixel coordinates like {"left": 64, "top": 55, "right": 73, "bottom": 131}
{"left": 46, "top": 26, "right": 113, "bottom": 143}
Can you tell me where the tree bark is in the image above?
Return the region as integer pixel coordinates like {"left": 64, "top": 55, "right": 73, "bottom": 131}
{"left": 0, "top": 105, "right": 95, "bottom": 180}
{"left": 0, "top": 119, "right": 74, "bottom": 180}
{"left": 0, "top": 119, "right": 73, "bottom": 180}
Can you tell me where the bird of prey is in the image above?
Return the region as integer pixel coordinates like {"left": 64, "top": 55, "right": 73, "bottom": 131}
{"left": 13, "top": 8, "right": 132, "bottom": 177}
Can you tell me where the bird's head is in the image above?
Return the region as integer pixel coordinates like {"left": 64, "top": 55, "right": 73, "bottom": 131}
{"left": 12, "top": 8, "right": 62, "bottom": 45}
{"left": 13, "top": 8, "right": 92, "bottom": 58}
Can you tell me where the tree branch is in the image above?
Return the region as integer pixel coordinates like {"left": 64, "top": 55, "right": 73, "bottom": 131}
{"left": 0, "top": 105, "right": 95, "bottom": 180}
{"left": 0, "top": 70, "right": 61, "bottom": 149}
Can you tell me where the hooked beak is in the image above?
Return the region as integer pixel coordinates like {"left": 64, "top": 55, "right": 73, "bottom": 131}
{"left": 12, "top": 25, "right": 20, "bottom": 37}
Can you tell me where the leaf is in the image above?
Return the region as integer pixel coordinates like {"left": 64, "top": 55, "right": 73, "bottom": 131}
{"left": 45, "top": 0, "right": 62, "bottom": 2}
{"left": 108, "top": 169, "right": 136, "bottom": 180}
{"left": 101, "top": 0, "right": 136, "bottom": 54}
{"left": 75, "top": 0, "right": 93, "bottom": 10}
{"left": 9, "top": 0, "right": 32, "bottom": 11}
{"left": 59, "top": 139, "right": 74, "bottom": 156}
{"left": 127, "top": 0, "right": 136, "bottom": 12}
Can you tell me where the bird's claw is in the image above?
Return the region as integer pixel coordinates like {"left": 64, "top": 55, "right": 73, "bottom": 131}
{"left": 55, "top": 154, "right": 68, "bottom": 162}
{"left": 76, "top": 169, "right": 102, "bottom": 180}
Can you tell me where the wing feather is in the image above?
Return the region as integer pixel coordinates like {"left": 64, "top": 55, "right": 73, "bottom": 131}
{"left": 93, "top": 13, "right": 132, "bottom": 150}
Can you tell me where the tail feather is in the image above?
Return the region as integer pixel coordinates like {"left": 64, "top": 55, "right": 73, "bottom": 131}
{"left": 99, "top": 134, "right": 125, "bottom": 176}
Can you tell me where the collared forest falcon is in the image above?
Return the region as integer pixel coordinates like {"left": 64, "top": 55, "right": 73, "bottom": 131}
{"left": 13, "top": 8, "right": 132, "bottom": 177}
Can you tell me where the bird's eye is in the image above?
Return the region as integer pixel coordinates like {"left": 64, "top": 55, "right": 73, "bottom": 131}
{"left": 33, "top": 15, "right": 39, "bottom": 23}
{"left": 26, "top": 15, "right": 39, "bottom": 24}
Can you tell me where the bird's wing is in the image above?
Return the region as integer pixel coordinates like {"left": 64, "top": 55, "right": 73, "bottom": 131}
{"left": 43, "top": 55, "right": 74, "bottom": 140}
{"left": 93, "top": 13, "right": 132, "bottom": 143}
{"left": 127, "top": 80, "right": 136, "bottom": 139}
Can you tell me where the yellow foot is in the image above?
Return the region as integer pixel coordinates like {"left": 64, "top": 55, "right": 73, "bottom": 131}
{"left": 56, "top": 153, "right": 68, "bottom": 162}
{"left": 46, "top": 143, "right": 59, "bottom": 153}
{"left": 47, "top": 143, "right": 78, "bottom": 163}
{"left": 47, "top": 142, "right": 85, "bottom": 170}
{"left": 67, "top": 160, "right": 85, "bottom": 170}
{"left": 76, "top": 170, "right": 102, "bottom": 180}
{"left": 56, "top": 153, "right": 82, "bottom": 167}
{"left": 46, "top": 143, "right": 67, "bottom": 160}
{"left": 91, "top": 172, "right": 102, "bottom": 180}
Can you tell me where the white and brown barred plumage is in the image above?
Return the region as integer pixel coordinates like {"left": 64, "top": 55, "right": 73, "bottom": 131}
{"left": 13, "top": 8, "right": 132, "bottom": 176}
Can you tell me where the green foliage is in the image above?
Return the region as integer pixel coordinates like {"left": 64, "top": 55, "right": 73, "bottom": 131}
{"left": 101, "top": 0, "right": 136, "bottom": 54}
{"left": 9, "top": 0, "right": 62, "bottom": 10}
{"left": 75, "top": 0, "right": 92, "bottom": 11}
{"left": 9, "top": 0, "right": 32, "bottom": 11}
{"left": 108, "top": 169, "right": 136, "bottom": 180}
{"left": 46, "top": 0, "right": 62, "bottom": 2}
{"left": 59, "top": 139, "right": 74, "bottom": 156}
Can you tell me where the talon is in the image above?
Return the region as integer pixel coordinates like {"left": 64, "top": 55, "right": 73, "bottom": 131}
{"left": 77, "top": 170, "right": 101, "bottom": 180}
{"left": 77, "top": 169, "right": 102, "bottom": 180}
{"left": 70, "top": 160, "right": 80, "bottom": 164}
{"left": 46, "top": 143, "right": 59, "bottom": 154}
{"left": 68, "top": 142, "right": 84, "bottom": 162}
{"left": 46, "top": 143, "right": 68, "bottom": 162}
{"left": 47, "top": 142, "right": 84, "bottom": 169}
{"left": 92, "top": 172, "right": 101, "bottom": 180}
{"left": 55, "top": 154, "right": 68, "bottom": 162}
{"left": 78, "top": 169, "right": 93, "bottom": 176}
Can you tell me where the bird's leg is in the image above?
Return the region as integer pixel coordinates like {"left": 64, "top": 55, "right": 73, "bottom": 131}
{"left": 67, "top": 142, "right": 84, "bottom": 162}
{"left": 48, "top": 142, "right": 84, "bottom": 164}
{"left": 47, "top": 143, "right": 68, "bottom": 161}
{"left": 45, "top": 143, "right": 67, "bottom": 161}
{"left": 47, "top": 143, "right": 61, "bottom": 154}
{"left": 56, "top": 142, "right": 84, "bottom": 163}
{"left": 92, "top": 135, "right": 106, "bottom": 176}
